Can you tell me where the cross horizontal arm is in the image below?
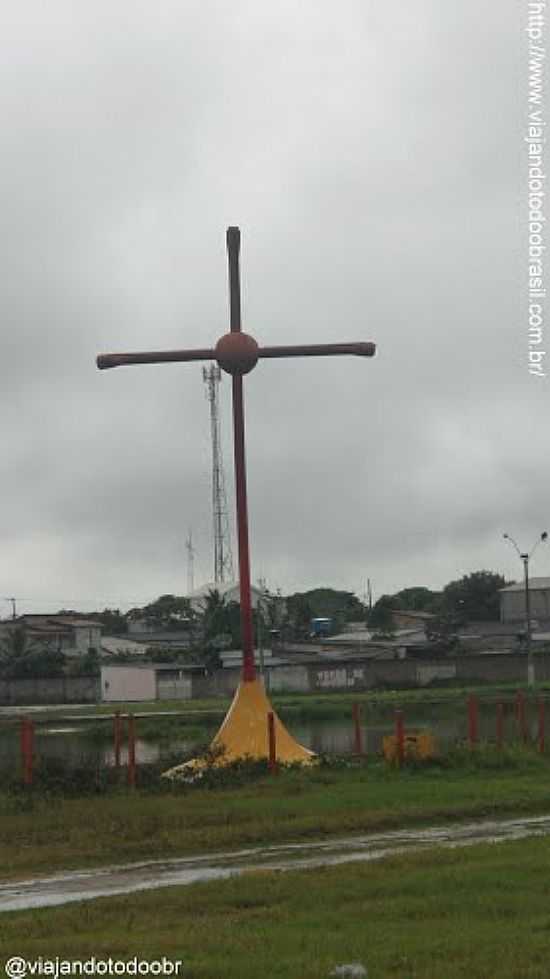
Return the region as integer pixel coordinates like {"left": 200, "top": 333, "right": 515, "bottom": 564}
{"left": 258, "top": 342, "right": 375, "bottom": 360}
{"left": 96, "top": 348, "right": 216, "bottom": 370}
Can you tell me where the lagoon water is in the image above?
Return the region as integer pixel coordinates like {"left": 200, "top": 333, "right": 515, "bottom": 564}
{"left": 0, "top": 698, "right": 538, "bottom": 772}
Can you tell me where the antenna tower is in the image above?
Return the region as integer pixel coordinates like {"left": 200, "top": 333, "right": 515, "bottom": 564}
{"left": 202, "top": 365, "right": 234, "bottom": 585}
{"left": 185, "top": 531, "right": 195, "bottom": 596}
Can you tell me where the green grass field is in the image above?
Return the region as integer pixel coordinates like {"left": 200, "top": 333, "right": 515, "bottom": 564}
{"left": 2, "top": 749, "right": 550, "bottom": 880}
{"left": 3, "top": 833, "right": 550, "bottom": 977}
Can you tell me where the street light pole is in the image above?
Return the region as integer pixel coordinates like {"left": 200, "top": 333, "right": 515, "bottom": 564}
{"left": 523, "top": 552, "right": 532, "bottom": 683}
{"left": 503, "top": 531, "right": 548, "bottom": 688}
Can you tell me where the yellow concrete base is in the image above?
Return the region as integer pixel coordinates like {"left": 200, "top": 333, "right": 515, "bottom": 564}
{"left": 163, "top": 679, "right": 315, "bottom": 777}
{"left": 382, "top": 731, "right": 437, "bottom": 763}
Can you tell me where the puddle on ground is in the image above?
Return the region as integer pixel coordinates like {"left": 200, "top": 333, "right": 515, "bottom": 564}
{"left": 2, "top": 813, "right": 550, "bottom": 912}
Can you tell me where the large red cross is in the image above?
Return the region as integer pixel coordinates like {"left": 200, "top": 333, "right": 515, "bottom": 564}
{"left": 98, "top": 227, "right": 376, "bottom": 683}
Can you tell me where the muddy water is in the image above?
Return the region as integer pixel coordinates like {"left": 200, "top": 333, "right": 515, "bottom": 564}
{"left": 0, "top": 699, "right": 537, "bottom": 769}
{"left": 2, "top": 813, "right": 550, "bottom": 912}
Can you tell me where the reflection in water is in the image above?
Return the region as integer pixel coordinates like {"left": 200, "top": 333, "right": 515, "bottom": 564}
{"left": 0, "top": 700, "right": 539, "bottom": 771}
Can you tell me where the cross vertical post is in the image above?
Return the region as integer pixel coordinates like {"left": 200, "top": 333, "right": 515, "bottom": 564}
{"left": 227, "top": 228, "right": 255, "bottom": 682}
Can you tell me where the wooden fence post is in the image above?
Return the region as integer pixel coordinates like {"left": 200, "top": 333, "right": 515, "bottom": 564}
{"left": 516, "top": 691, "right": 528, "bottom": 743}
{"left": 113, "top": 710, "right": 122, "bottom": 769}
{"left": 496, "top": 701, "right": 504, "bottom": 750}
{"left": 267, "top": 711, "right": 277, "bottom": 773}
{"left": 127, "top": 714, "right": 136, "bottom": 787}
{"left": 20, "top": 717, "right": 34, "bottom": 786}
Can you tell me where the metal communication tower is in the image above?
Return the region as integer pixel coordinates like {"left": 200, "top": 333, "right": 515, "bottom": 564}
{"left": 185, "top": 531, "right": 195, "bottom": 596}
{"left": 202, "top": 365, "right": 234, "bottom": 585}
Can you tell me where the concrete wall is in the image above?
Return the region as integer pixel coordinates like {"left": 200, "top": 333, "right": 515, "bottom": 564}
{"left": 459, "top": 635, "right": 517, "bottom": 653}
{"left": 101, "top": 666, "right": 156, "bottom": 702}
{"left": 156, "top": 674, "right": 192, "bottom": 700}
{"left": 2, "top": 653, "right": 549, "bottom": 705}
{"left": 0, "top": 675, "right": 99, "bottom": 705}
{"left": 191, "top": 668, "right": 241, "bottom": 699}
{"left": 190, "top": 654, "right": 550, "bottom": 699}
{"left": 267, "top": 665, "right": 310, "bottom": 693}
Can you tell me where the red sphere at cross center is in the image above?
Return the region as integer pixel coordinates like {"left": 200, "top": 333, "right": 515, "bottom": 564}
{"left": 215, "top": 332, "right": 259, "bottom": 375}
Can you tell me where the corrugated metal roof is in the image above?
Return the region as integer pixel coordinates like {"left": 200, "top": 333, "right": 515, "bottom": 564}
{"left": 500, "top": 577, "right": 550, "bottom": 592}
{"left": 1, "top": 614, "right": 101, "bottom": 628}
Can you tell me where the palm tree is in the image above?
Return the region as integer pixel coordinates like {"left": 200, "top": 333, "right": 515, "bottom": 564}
{"left": 0, "top": 624, "right": 63, "bottom": 678}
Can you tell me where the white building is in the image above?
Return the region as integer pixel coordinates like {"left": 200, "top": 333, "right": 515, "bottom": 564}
{"left": 499, "top": 577, "right": 550, "bottom": 624}
{"left": 188, "top": 581, "right": 264, "bottom": 614}
{"left": 101, "top": 663, "right": 198, "bottom": 701}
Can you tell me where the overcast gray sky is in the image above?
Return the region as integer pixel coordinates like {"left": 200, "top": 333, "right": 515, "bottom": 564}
{"left": 0, "top": 1, "right": 544, "bottom": 614}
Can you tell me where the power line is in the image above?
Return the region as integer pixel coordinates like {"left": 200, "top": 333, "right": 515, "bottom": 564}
{"left": 0, "top": 594, "right": 177, "bottom": 611}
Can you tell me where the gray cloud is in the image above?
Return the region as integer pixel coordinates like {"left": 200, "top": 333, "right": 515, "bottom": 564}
{"left": 0, "top": 0, "right": 544, "bottom": 614}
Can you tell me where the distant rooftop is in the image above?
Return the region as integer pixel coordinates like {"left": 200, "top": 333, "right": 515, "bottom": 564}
{"left": 500, "top": 578, "right": 550, "bottom": 592}
{"left": 392, "top": 609, "right": 435, "bottom": 620}
{"left": 101, "top": 661, "right": 205, "bottom": 672}
{"left": 0, "top": 614, "right": 102, "bottom": 631}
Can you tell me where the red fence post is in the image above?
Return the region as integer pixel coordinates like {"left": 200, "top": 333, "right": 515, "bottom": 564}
{"left": 516, "top": 691, "right": 528, "bottom": 743}
{"left": 395, "top": 709, "right": 405, "bottom": 766}
{"left": 113, "top": 710, "right": 121, "bottom": 769}
{"left": 127, "top": 714, "right": 136, "bottom": 787}
{"left": 468, "top": 695, "right": 478, "bottom": 747}
{"left": 496, "top": 701, "right": 504, "bottom": 750}
{"left": 539, "top": 698, "right": 545, "bottom": 754}
{"left": 267, "top": 711, "right": 277, "bottom": 773}
{"left": 352, "top": 702, "right": 363, "bottom": 755}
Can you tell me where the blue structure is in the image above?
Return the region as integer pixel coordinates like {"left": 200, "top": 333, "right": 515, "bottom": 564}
{"left": 310, "top": 617, "right": 332, "bottom": 638}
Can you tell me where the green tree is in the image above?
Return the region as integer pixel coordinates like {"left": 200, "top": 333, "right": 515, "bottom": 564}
{"left": 133, "top": 595, "right": 195, "bottom": 631}
{"left": 285, "top": 594, "right": 314, "bottom": 638}
{"left": 66, "top": 647, "right": 100, "bottom": 676}
{"left": 0, "top": 625, "right": 65, "bottom": 678}
{"left": 442, "top": 571, "right": 507, "bottom": 622}
{"left": 187, "top": 590, "right": 238, "bottom": 673}
{"left": 392, "top": 587, "right": 441, "bottom": 613}
{"left": 367, "top": 595, "right": 396, "bottom": 631}
{"left": 297, "top": 588, "right": 365, "bottom": 621}
{"left": 94, "top": 609, "right": 128, "bottom": 634}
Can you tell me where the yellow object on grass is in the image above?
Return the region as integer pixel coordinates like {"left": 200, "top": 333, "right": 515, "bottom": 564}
{"left": 383, "top": 731, "right": 437, "bottom": 763}
{"left": 163, "top": 679, "right": 315, "bottom": 777}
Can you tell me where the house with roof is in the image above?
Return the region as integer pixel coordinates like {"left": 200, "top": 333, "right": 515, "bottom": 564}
{"left": 390, "top": 609, "right": 436, "bottom": 632}
{"left": 0, "top": 614, "right": 102, "bottom": 658}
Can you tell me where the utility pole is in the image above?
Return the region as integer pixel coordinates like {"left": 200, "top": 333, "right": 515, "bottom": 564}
{"left": 503, "top": 531, "right": 548, "bottom": 687}
{"left": 185, "top": 531, "right": 195, "bottom": 596}
{"left": 202, "top": 364, "right": 234, "bottom": 586}
{"left": 4, "top": 598, "right": 17, "bottom": 620}
{"left": 257, "top": 576, "right": 268, "bottom": 680}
